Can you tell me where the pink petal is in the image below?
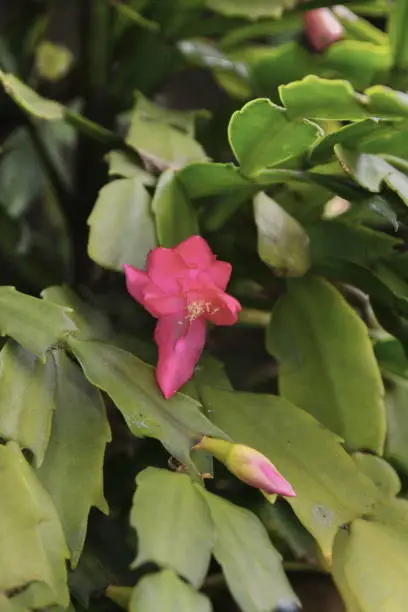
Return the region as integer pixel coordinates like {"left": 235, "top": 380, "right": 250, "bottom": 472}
{"left": 259, "top": 462, "right": 296, "bottom": 497}
{"left": 154, "top": 316, "right": 207, "bottom": 399}
{"left": 207, "top": 292, "right": 241, "bottom": 326}
{"left": 175, "top": 235, "right": 215, "bottom": 269}
{"left": 124, "top": 265, "right": 149, "bottom": 305}
{"left": 209, "top": 260, "right": 232, "bottom": 290}
{"left": 303, "top": 9, "right": 344, "bottom": 52}
{"left": 143, "top": 287, "right": 185, "bottom": 318}
{"left": 147, "top": 247, "right": 187, "bottom": 293}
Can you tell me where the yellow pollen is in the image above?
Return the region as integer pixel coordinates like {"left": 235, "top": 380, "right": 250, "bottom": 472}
{"left": 186, "top": 300, "right": 218, "bottom": 322}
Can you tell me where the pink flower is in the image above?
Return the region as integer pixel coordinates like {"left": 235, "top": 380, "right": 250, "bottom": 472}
{"left": 124, "top": 236, "right": 241, "bottom": 398}
{"left": 303, "top": 8, "right": 344, "bottom": 52}
{"left": 195, "top": 437, "right": 296, "bottom": 498}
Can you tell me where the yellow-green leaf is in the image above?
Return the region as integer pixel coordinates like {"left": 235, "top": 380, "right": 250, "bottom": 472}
{"left": 267, "top": 276, "right": 386, "bottom": 453}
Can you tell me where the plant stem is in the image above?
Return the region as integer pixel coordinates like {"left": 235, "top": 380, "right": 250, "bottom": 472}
{"left": 238, "top": 308, "right": 271, "bottom": 328}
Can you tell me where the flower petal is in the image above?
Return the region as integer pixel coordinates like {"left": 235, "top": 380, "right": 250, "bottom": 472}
{"left": 207, "top": 292, "right": 241, "bottom": 325}
{"left": 175, "top": 235, "right": 215, "bottom": 269}
{"left": 154, "top": 315, "right": 207, "bottom": 399}
{"left": 303, "top": 8, "right": 343, "bottom": 52}
{"left": 209, "top": 260, "right": 232, "bottom": 290}
{"left": 143, "top": 285, "right": 185, "bottom": 318}
{"left": 259, "top": 461, "right": 296, "bottom": 497}
{"left": 147, "top": 247, "right": 187, "bottom": 293}
{"left": 124, "top": 264, "right": 149, "bottom": 305}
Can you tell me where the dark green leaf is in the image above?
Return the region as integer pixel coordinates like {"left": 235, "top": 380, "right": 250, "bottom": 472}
{"left": 37, "top": 351, "right": 111, "bottom": 566}
{"left": 204, "top": 0, "right": 296, "bottom": 19}
{"left": 228, "top": 98, "right": 322, "bottom": 177}
{"left": 254, "top": 192, "right": 310, "bottom": 277}
{"left": 0, "top": 287, "right": 76, "bottom": 357}
{"left": 0, "top": 70, "right": 64, "bottom": 120}
{"left": 201, "top": 386, "right": 380, "bottom": 557}
{"left": 178, "top": 162, "right": 251, "bottom": 199}
{"left": 87, "top": 177, "right": 157, "bottom": 271}
{"left": 197, "top": 487, "right": 299, "bottom": 612}
{"left": 152, "top": 170, "right": 199, "bottom": 247}
{"left": 130, "top": 570, "right": 212, "bottom": 612}
{"left": 0, "top": 341, "right": 56, "bottom": 466}
{"left": 130, "top": 468, "right": 213, "bottom": 587}
{"left": 266, "top": 276, "right": 386, "bottom": 453}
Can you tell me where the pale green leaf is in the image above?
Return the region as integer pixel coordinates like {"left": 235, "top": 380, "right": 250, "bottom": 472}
{"left": 388, "top": 0, "right": 408, "bottom": 70}
{"left": 0, "top": 341, "right": 56, "bottom": 466}
{"left": 383, "top": 373, "right": 408, "bottom": 475}
{"left": 333, "top": 518, "right": 408, "bottom": 611}
{"left": 106, "top": 150, "right": 155, "bottom": 184}
{"left": 197, "top": 487, "right": 299, "bottom": 612}
{"left": 88, "top": 177, "right": 156, "bottom": 271}
{"left": 201, "top": 386, "right": 380, "bottom": 557}
{"left": 130, "top": 570, "right": 212, "bottom": 612}
{"left": 254, "top": 191, "right": 310, "bottom": 277}
{"left": 228, "top": 98, "right": 322, "bottom": 177}
{"left": 351, "top": 453, "right": 401, "bottom": 497}
{"left": 0, "top": 286, "right": 76, "bottom": 357}
{"left": 152, "top": 170, "right": 199, "bottom": 247}
{"left": 0, "top": 442, "right": 69, "bottom": 607}
{"left": 126, "top": 94, "right": 207, "bottom": 170}
{"left": 68, "top": 338, "right": 227, "bottom": 470}
{"left": 266, "top": 276, "right": 386, "bottom": 454}
{"left": 0, "top": 71, "right": 64, "bottom": 120}
{"left": 130, "top": 468, "right": 213, "bottom": 587}
{"left": 37, "top": 351, "right": 111, "bottom": 566}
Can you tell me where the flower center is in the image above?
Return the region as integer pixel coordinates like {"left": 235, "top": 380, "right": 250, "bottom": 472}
{"left": 186, "top": 300, "right": 219, "bottom": 322}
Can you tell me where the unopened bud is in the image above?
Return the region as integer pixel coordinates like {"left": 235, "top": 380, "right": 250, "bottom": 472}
{"left": 195, "top": 437, "right": 295, "bottom": 498}
{"left": 303, "top": 8, "right": 344, "bottom": 52}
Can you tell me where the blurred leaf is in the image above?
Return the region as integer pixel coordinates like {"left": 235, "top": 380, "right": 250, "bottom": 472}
{"left": 280, "top": 76, "right": 369, "bottom": 121}
{"left": 35, "top": 41, "right": 74, "bottom": 82}
{"left": 280, "top": 76, "right": 408, "bottom": 120}
{"left": 0, "top": 341, "right": 56, "bottom": 467}
{"left": 178, "top": 162, "right": 251, "bottom": 198}
{"left": 130, "top": 468, "right": 213, "bottom": 587}
{"left": 152, "top": 170, "right": 199, "bottom": 247}
{"left": 198, "top": 487, "right": 299, "bottom": 612}
{"left": 69, "top": 338, "right": 227, "bottom": 471}
{"left": 111, "top": 1, "right": 159, "bottom": 31}
{"left": 0, "top": 71, "right": 64, "bottom": 120}
{"left": 37, "top": 351, "right": 111, "bottom": 566}
{"left": 306, "top": 220, "right": 401, "bottom": 266}
{"left": 388, "top": 0, "right": 408, "bottom": 70}
{"left": 267, "top": 276, "right": 386, "bottom": 453}
{"left": 204, "top": 0, "right": 296, "bottom": 19}
{"left": 130, "top": 570, "right": 212, "bottom": 612}
{"left": 309, "top": 118, "right": 384, "bottom": 165}
{"left": 0, "top": 442, "right": 69, "bottom": 607}
{"left": 333, "top": 517, "right": 408, "bottom": 611}
{"left": 254, "top": 192, "right": 310, "bottom": 277}
{"left": 201, "top": 386, "right": 379, "bottom": 557}
{"left": 0, "top": 72, "right": 117, "bottom": 144}
{"left": 88, "top": 177, "right": 156, "bottom": 271}
{"left": 0, "top": 287, "right": 75, "bottom": 357}
{"left": 336, "top": 147, "right": 408, "bottom": 204}
{"left": 333, "top": 6, "right": 387, "bottom": 44}
{"left": 126, "top": 93, "right": 207, "bottom": 170}
{"left": 383, "top": 373, "right": 408, "bottom": 476}
{"left": 351, "top": 452, "right": 401, "bottom": 496}
{"left": 106, "top": 586, "right": 133, "bottom": 610}
{"left": 106, "top": 150, "right": 155, "bottom": 184}
{"left": 228, "top": 98, "right": 322, "bottom": 177}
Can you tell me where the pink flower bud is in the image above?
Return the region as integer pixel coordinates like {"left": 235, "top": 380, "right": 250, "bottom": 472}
{"left": 195, "top": 437, "right": 295, "bottom": 498}
{"left": 303, "top": 8, "right": 344, "bottom": 52}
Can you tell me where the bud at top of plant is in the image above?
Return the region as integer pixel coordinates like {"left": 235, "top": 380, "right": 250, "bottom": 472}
{"left": 195, "top": 437, "right": 295, "bottom": 498}
{"left": 303, "top": 8, "right": 344, "bottom": 52}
